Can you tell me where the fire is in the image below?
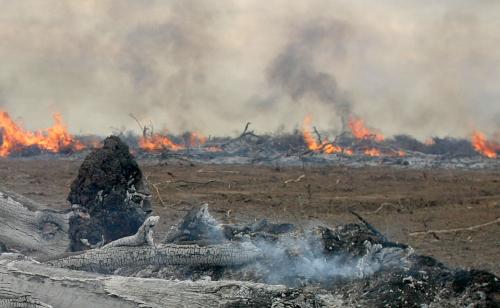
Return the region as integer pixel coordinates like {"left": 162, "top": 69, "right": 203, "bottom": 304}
{"left": 302, "top": 115, "right": 343, "bottom": 154}
{"left": 323, "top": 143, "right": 343, "bottom": 154}
{"left": 0, "top": 110, "right": 84, "bottom": 157}
{"left": 302, "top": 115, "right": 323, "bottom": 152}
{"left": 424, "top": 138, "right": 435, "bottom": 146}
{"left": 471, "top": 131, "right": 497, "bottom": 158}
{"left": 344, "top": 148, "right": 353, "bottom": 155}
{"left": 302, "top": 115, "right": 381, "bottom": 156}
{"left": 138, "top": 131, "right": 210, "bottom": 152}
{"left": 189, "top": 132, "right": 207, "bottom": 147}
{"left": 349, "top": 117, "right": 384, "bottom": 142}
{"left": 364, "top": 148, "right": 381, "bottom": 157}
{"left": 138, "top": 133, "right": 183, "bottom": 151}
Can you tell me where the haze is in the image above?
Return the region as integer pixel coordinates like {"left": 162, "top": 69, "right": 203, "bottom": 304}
{"left": 0, "top": 0, "right": 499, "bottom": 140}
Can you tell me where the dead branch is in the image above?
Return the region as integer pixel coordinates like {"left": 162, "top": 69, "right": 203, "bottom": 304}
{"left": 154, "top": 179, "right": 222, "bottom": 187}
{"left": 221, "top": 122, "right": 265, "bottom": 148}
{"left": 128, "top": 114, "right": 148, "bottom": 138}
{"left": 349, "top": 210, "right": 387, "bottom": 242}
{"left": 313, "top": 126, "right": 322, "bottom": 144}
{"left": 409, "top": 217, "right": 500, "bottom": 236}
{"left": 197, "top": 169, "right": 240, "bottom": 174}
{"left": 151, "top": 183, "right": 167, "bottom": 207}
{"left": 284, "top": 174, "right": 305, "bottom": 184}
{"left": 366, "top": 202, "right": 400, "bottom": 215}
{"left": 151, "top": 180, "right": 225, "bottom": 204}
{"left": 242, "top": 122, "right": 251, "bottom": 136}
{"left": 332, "top": 131, "right": 347, "bottom": 143}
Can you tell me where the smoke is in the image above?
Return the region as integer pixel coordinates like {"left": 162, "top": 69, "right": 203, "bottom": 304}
{"left": 249, "top": 231, "right": 409, "bottom": 286}
{"left": 267, "top": 21, "right": 352, "bottom": 130}
{"left": 164, "top": 204, "right": 411, "bottom": 286}
{"left": 0, "top": 1, "right": 499, "bottom": 139}
{"left": 254, "top": 235, "right": 360, "bottom": 285}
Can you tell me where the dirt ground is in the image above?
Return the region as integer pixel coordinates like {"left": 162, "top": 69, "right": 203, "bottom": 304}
{"left": 0, "top": 159, "right": 498, "bottom": 276}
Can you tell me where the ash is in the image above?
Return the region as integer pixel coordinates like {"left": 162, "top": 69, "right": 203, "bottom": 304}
{"left": 121, "top": 205, "right": 499, "bottom": 307}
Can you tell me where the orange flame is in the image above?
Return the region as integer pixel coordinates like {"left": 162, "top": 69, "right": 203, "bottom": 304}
{"left": 302, "top": 115, "right": 345, "bottom": 154}
{"left": 189, "top": 132, "right": 208, "bottom": 147}
{"left": 138, "top": 131, "right": 211, "bottom": 152}
{"left": 344, "top": 148, "right": 353, "bottom": 155}
{"left": 424, "top": 138, "right": 435, "bottom": 146}
{"left": 302, "top": 115, "right": 323, "bottom": 152}
{"left": 364, "top": 148, "right": 381, "bottom": 157}
{"left": 349, "top": 117, "right": 384, "bottom": 142}
{"left": 471, "top": 131, "right": 497, "bottom": 158}
{"left": 0, "top": 111, "right": 84, "bottom": 157}
{"left": 138, "top": 133, "right": 183, "bottom": 151}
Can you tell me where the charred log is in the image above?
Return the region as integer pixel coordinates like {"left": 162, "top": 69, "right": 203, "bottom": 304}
{"left": 0, "top": 258, "right": 331, "bottom": 308}
{"left": 0, "top": 190, "right": 69, "bottom": 258}
{"left": 46, "top": 242, "right": 263, "bottom": 274}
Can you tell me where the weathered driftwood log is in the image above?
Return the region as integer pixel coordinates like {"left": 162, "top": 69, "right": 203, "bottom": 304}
{"left": 46, "top": 242, "right": 263, "bottom": 273}
{"left": 0, "top": 190, "right": 70, "bottom": 258}
{"left": 1, "top": 278, "right": 53, "bottom": 308}
{"left": 1, "top": 258, "right": 336, "bottom": 308}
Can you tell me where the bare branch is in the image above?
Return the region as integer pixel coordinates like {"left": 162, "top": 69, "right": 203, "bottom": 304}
{"left": 409, "top": 217, "right": 500, "bottom": 236}
{"left": 284, "top": 174, "right": 305, "bottom": 184}
{"left": 313, "top": 126, "right": 322, "bottom": 144}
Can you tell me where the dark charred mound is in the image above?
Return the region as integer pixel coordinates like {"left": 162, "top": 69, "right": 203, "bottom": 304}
{"left": 163, "top": 204, "right": 225, "bottom": 245}
{"left": 140, "top": 206, "right": 499, "bottom": 307}
{"left": 163, "top": 204, "right": 294, "bottom": 245}
{"left": 67, "top": 136, "right": 151, "bottom": 251}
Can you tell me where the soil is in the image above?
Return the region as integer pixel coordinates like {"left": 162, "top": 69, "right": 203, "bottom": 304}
{"left": 0, "top": 159, "right": 498, "bottom": 276}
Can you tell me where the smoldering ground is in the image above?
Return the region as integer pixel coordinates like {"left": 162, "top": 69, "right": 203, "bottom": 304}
{"left": 0, "top": 1, "right": 499, "bottom": 140}
{"left": 163, "top": 205, "right": 411, "bottom": 287}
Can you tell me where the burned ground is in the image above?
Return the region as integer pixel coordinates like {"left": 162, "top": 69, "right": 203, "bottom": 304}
{"left": 0, "top": 159, "right": 498, "bottom": 276}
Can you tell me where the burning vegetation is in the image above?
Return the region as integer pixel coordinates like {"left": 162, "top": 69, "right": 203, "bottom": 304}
{"left": 138, "top": 131, "right": 210, "bottom": 152}
{"left": 348, "top": 116, "right": 385, "bottom": 142}
{"left": 472, "top": 131, "right": 498, "bottom": 159}
{"left": 0, "top": 111, "right": 85, "bottom": 157}
{"left": 0, "top": 109, "right": 498, "bottom": 161}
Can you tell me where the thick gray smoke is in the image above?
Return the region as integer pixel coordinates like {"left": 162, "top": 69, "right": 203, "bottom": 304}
{"left": 0, "top": 1, "right": 499, "bottom": 139}
{"left": 267, "top": 22, "right": 351, "bottom": 130}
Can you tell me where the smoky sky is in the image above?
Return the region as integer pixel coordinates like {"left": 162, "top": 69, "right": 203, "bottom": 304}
{"left": 0, "top": 0, "right": 499, "bottom": 139}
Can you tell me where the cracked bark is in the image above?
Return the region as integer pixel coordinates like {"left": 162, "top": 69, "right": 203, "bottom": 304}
{"left": 0, "top": 190, "right": 265, "bottom": 273}
{"left": 0, "top": 191, "right": 70, "bottom": 258}
{"left": 0, "top": 284, "right": 52, "bottom": 308}
{"left": 0, "top": 258, "right": 337, "bottom": 308}
{"left": 46, "top": 242, "right": 263, "bottom": 273}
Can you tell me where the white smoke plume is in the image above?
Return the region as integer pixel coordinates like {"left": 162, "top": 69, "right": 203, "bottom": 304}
{"left": 248, "top": 232, "right": 410, "bottom": 286}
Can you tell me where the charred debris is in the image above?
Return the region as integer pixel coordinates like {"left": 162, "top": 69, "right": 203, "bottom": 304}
{"left": 0, "top": 119, "right": 499, "bottom": 169}
{"left": 67, "top": 136, "right": 152, "bottom": 251}
{"left": 0, "top": 136, "right": 498, "bottom": 307}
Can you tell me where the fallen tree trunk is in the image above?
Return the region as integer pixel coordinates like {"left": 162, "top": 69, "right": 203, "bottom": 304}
{"left": 0, "top": 287, "right": 52, "bottom": 308}
{"left": 0, "top": 190, "right": 70, "bottom": 258}
{"left": 46, "top": 242, "right": 263, "bottom": 273}
{"left": 0, "top": 258, "right": 336, "bottom": 308}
